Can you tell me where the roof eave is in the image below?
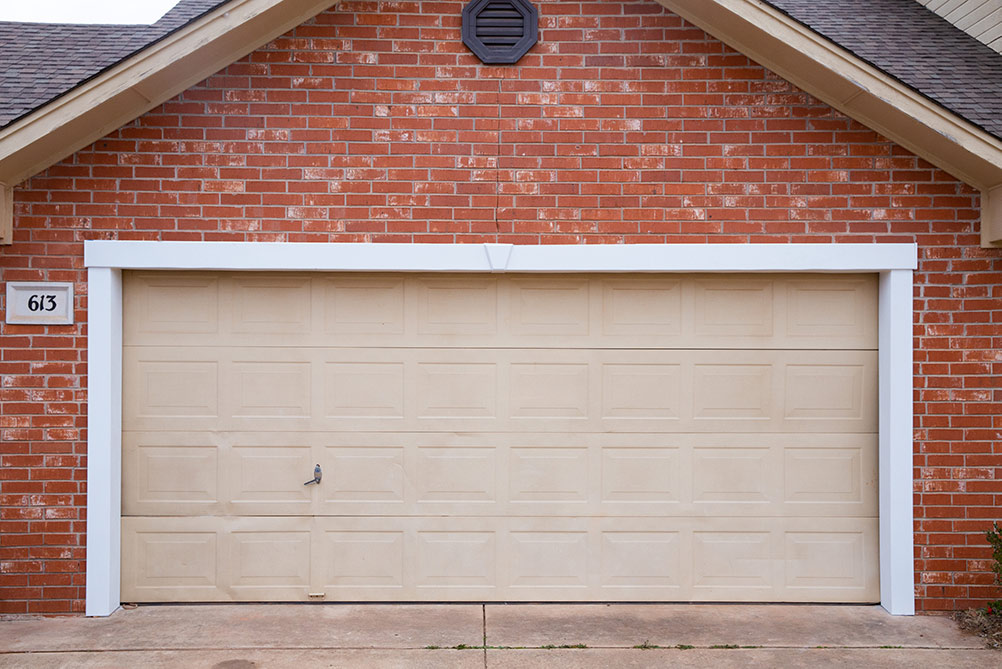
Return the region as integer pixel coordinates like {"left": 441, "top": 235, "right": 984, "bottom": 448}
{"left": 0, "top": 0, "right": 338, "bottom": 243}
{"left": 656, "top": 0, "right": 1002, "bottom": 247}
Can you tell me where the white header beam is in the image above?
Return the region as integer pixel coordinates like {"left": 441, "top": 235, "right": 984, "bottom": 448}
{"left": 85, "top": 241, "right": 918, "bottom": 273}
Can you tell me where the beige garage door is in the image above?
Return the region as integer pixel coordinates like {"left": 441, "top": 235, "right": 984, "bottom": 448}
{"left": 122, "top": 271, "right": 878, "bottom": 603}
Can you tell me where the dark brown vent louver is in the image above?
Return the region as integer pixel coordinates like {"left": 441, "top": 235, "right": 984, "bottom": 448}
{"left": 462, "top": 0, "right": 538, "bottom": 64}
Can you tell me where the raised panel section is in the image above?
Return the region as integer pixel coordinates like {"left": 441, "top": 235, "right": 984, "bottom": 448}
{"left": 785, "top": 532, "right": 868, "bottom": 591}
{"left": 601, "top": 364, "right": 679, "bottom": 419}
{"left": 417, "top": 278, "right": 497, "bottom": 335}
{"left": 601, "top": 279, "right": 681, "bottom": 336}
{"left": 694, "top": 279, "right": 772, "bottom": 337}
{"left": 784, "top": 364, "right": 865, "bottom": 419}
{"left": 509, "top": 531, "right": 588, "bottom": 588}
{"left": 416, "top": 447, "right": 496, "bottom": 502}
{"left": 785, "top": 448, "right": 863, "bottom": 504}
{"left": 693, "top": 364, "right": 772, "bottom": 419}
{"left": 232, "top": 276, "right": 311, "bottom": 334}
{"left": 510, "top": 363, "right": 589, "bottom": 419}
{"left": 325, "top": 447, "right": 404, "bottom": 503}
{"left": 128, "top": 532, "right": 217, "bottom": 588}
{"left": 601, "top": 447, "right": 678, "bottom": 503}
{"left": 131, "top": 361, "right": 218, "bottom": 417}
{"left": 323, "top": 531, "right": 404, "bottom": 589}
{"left": 417, "top": 363, "right": 497, "bottom": 418}
{"left": 122, "top": 517, "right": 223, "bottom": 601}
{"left": 601, "top": 532, "right": 680, "bottom": 589}
{"left": 509, "top": 278, "right": 589, "bottom": 336}
{"left": 323, "top": 277, "right": 404, "bottom": 335}
{"left": 126, "top": 275, "right": 219, "bottom": 337}
{"left": 132, "top": 445, "right": 217, "bottom": 504}
{"left": 228, "top": 444, "right": 313, "bottom": 510}
{"left": 324, "top": 362, "right": 404, "bottom": 417}
{"left": 692, "top": 532, "right": 772, "bottom": 589}
{"left": 786, "top": 280, "right": 873, "bottom": 341}
{"left": 416, "top": 532, "right": 496, "bottom": 587}
{"left": 510, "top": 447, "right": 588, "bottom": 502}
{"left": 230, "top": 530, "right": 311, "bottom": 589}
{"left": 232, "top": 362, "right": 311, "bottom": 417}
{"left": 693, "top": 447, "right": 771, "bottom": 504}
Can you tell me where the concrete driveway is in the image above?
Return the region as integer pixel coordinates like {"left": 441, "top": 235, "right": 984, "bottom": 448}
{"left": 0, "top": 604, "right": 991, "bottom": 668}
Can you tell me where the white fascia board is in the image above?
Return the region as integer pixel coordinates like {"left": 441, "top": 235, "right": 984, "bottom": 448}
{"left": 84, "top": 241, "right": 918, "bottom": 272}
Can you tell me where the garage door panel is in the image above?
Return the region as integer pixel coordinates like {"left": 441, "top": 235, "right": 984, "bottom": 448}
{"left": 124, "top": 516, "right": 876, "bottom": 603}
{"left": 785, "top": 278, "right": 876, "bottom": 342}
{"left": 226, "top": 443, "right": 314, "bottom": 514}
{"left": 124, "top": 274, "right": 220, "bottom": 339}
{"left": 124, "top": 431, "right": 875, "bottom": 519}
{"left": 123, "top": 432, "right": 222, "bottom": 516}
{"left": 125, "top": 272, "right": 876, "bottom": 350}
{"left": 124, "top": 358, "right": 219, "bottom": 422}
{"left": 308, "top": 516, "right": 877, "bottom": 602}
{"left": 310, "top": 432, "right": 875, "bottom": 519}
{"left": 230, "top": 276, "right": 312, "bottom": 335}
{"left": 122, "top": 517, "right": 223, "bottom": 602}
{"left": 125, "top": 348, "right": 875, "bottom": 434}
{"left": 123, "top": 270, "right": 879, "bottom": 604}
{"left": 692, "top": 277, "right": 775, "bottom": 337}
{"left": 509, "top": 276, "right": 592, "bottom": 336}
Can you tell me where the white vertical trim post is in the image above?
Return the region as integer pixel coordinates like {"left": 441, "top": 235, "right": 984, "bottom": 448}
{"left": 85, "top": 267, "right": 123, "bottom": 617}
{"left": 878, "top": 269, "right": 915, "bottom": 615}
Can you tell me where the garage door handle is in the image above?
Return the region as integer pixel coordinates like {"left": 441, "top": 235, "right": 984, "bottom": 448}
{"left": 304, "top": 464, "right": 322, "bottom": 486}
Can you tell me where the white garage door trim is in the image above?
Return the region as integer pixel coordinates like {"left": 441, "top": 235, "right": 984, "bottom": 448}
{"left": 84, "top": 241, "right": 917, "bottom": 616}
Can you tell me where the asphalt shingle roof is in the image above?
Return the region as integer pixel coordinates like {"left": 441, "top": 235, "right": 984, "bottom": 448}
{"left": 765, "top": 0, "right": 1002, "bottom": 140}
{"left": 0, "top": 0, "right": 228, "bottom": 128}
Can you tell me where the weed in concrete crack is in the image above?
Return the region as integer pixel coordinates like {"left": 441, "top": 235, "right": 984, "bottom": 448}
{"left": 879, "top": 645, "right": 903, "bottom": 649}
{"left": 540, "top": 644, "right": 587, "bottom": 649}
{"left": 452, "top": 644, "right": 475, "bottom": 650}
{"left": 424, "top": 645, "right": 440, "bottom": 650}
{"left": 710, "top": 644, "right": 740, "bottom": 649}
{"left": 675, "top": 644, "right": 695, "bottom": 650}
{"left": 633, "top": 640, "right": 661, "bottom": 649}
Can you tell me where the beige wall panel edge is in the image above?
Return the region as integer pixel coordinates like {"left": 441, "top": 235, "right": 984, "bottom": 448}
{"left": 654, "top": 0, "right": 1002, "bottom": 246}
{"left": 0, "top": 0, "right": 338, "bottom": 187}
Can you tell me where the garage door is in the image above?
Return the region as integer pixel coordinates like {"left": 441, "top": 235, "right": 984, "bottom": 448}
{"left": 122, "top": 271, "right": 878, "bottom": 602}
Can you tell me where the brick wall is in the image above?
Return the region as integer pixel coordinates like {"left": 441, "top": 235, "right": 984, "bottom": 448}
{"left": 1, "top": 0, "right": 1000, "bottom": 614}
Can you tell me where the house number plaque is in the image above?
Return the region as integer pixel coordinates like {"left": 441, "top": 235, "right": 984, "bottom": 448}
{"left": 5, "top": 282, "right": 74, "bottom": 325}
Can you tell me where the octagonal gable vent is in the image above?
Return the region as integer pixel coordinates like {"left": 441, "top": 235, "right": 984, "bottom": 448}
{"left": 462, "top": 0, "right": 538, "bottom": 64}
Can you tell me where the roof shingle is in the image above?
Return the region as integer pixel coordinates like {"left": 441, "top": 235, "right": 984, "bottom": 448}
{"left": 1, "top": 0, "right": 1000, "bottom": 142}
{"left": 0, "top": 0, "right": 228, "bottom": 128}
{"left": 764, "top": 0, "right": 1002, "bottom": 140}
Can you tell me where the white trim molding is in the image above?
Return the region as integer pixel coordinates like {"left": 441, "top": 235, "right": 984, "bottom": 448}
{"left": 84, "top": 241, "right": 918, "bottom": 616}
